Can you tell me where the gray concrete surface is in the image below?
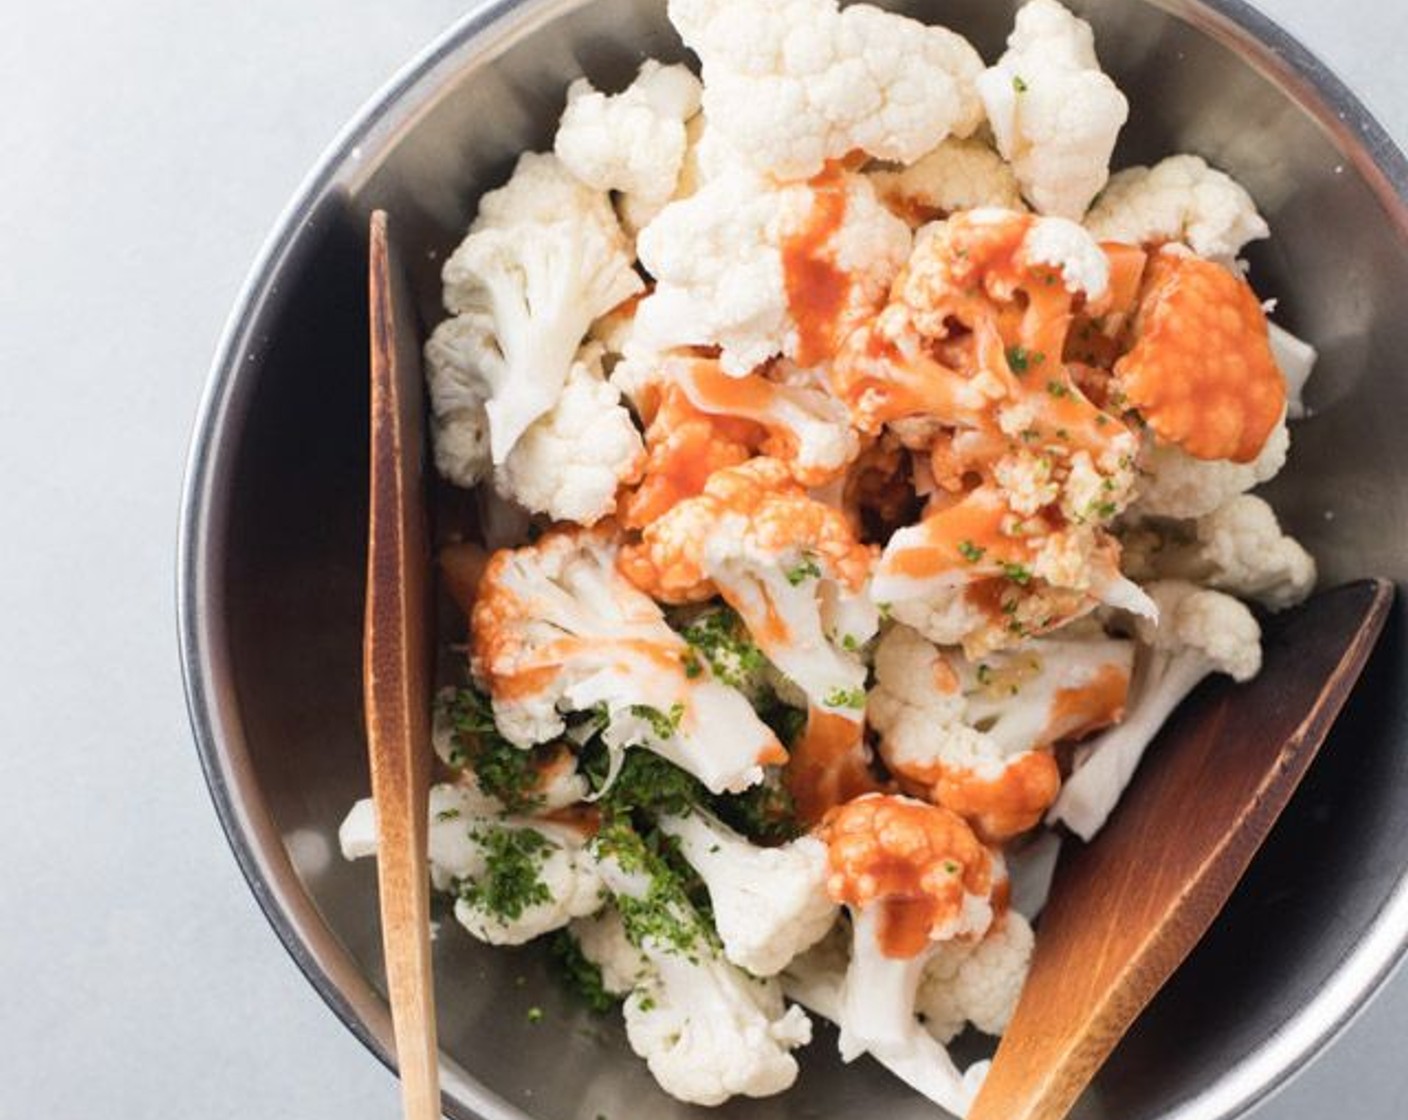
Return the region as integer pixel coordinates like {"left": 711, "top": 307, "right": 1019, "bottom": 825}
{"left": 1, "top": 1, "right": 1404, "bottom": 1117}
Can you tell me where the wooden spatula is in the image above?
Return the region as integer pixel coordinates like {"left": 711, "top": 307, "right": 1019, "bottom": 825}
{"left": 365, "top": 210, "right": 441, "bottom": 1120}
{"left": 969, "top": 578, "right": 1393, "bottom": 1120}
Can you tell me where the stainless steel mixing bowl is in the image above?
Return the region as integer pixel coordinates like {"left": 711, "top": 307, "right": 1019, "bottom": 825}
{"left": 178, "top": 1, "right": 1408, "bottom": 1117}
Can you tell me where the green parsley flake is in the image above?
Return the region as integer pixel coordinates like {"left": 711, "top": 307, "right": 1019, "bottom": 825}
{"left": 629, "top": 702, "right": 685, "bottom": 740}
{"left": 459, "top": 827, "right": 553, "bottom": 922}
{"left": 1046, "top": 380, "right": 1071, "bottom": 399}
{"left": 1013, "top": 74, "right": 1029, "bottom": 93}
{"left": 957, "top": 539, "right": 987, "bottom": 563}
{"left": 823, "top": 686, "right": 866, "bottom": 710}
{"left": 1005, "top": 345, "right": 1045, "bottom": 374}
{"left": 999, "top": 561, "right": 1034, "bottom": 586}
{"left": 526, "top": 1007, "right": 544, "bottom": 1024}
{"left": 784, "top": 553, "right": 823, "bottom": 586}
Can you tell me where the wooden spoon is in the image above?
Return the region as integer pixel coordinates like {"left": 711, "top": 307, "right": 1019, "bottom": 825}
{"left": 969, "top": 578, "right": 1393, "bottom": 1120}
{"left": 365, "top": 210, "right": 442, "bottom": 1120}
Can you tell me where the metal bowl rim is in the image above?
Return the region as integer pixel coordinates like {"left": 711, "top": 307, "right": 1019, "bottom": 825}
{"left": 176, "top": 2, "right": 1408, "bottom": 1118}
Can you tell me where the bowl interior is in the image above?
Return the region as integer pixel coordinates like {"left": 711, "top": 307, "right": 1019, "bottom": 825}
{"left": 188, "top": 1, "right": 1408, "bottom": 1118}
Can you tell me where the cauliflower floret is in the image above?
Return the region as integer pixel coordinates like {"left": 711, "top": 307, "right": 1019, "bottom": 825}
{"left": 1124, "top": 494, "right": 1316, "bottom": 611}
{"left": 668, "top": 0, "right": 984, "bottom": 182}
{"left": 440, "top": 217, "right": 643, "bottom": 463}
{"left": 1115, "top": 248, "right": 1285, "bottom": 464}
{"left": 869, "top": 138, "right": 1026, "bottom": 227}
{"left": 1132, "top": 414, "right": 1290, "bottom": 519}
{"left": 339, "top": 785, "right": 603, "bottom": 946}
{"left": 472, "top": 525, "right": 785, "bottom": 794}
{"left": 1085, "top": 154, "right": 1269, "bottom": 264}
{"left": 619, "top": 458, "right": 879, "bottom": 721}
{"left": 493, "top": 355, "right": 644, "bottom": 525}
{"left": 1269, "top": 321, "right": 1317, "bottom": 420}
{"left": 669, "top": 356, "right": 860, "bottom": 486}
{"left": 470, "top": 151, "right": 626, "bottom": 244}
{"left": 870, "top": 624, "right": 1134, "bottom": 840}
{"left": 424, "top": 311, "right": 496, "bottom": 487}
{"left": 815, "top": 795, "right": 1000, "bottom": 1115}
{"left": 593, "top": 823, "right": 812, "bottom": 1106}
{"left": 635, "top": 168, "right": 911, "bottom": 374}
{"left": 976, "top": 0, "right": 1129, "bottom": 219}
{"left": 917, "top": 911, "right": 1035, "bottom": 1043}
{"left": 571, "top": 906, "right": 652, "bottom": 996}
{"left": 659, "top": 807, "right": 837, "bottom": 975}
{"left": 554, "top": 61, "right": 704, "bottom": 233}
{"left": 1050, "top": 580, "right": 1262, "bottom": 839}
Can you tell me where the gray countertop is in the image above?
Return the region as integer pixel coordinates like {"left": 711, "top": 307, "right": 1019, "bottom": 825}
{"left": 2, "top": 1, "right": 1405, "bottom": 1117}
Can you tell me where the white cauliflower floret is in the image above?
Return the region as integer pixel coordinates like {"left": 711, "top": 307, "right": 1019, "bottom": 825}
{"left": 470, "top": 151, "right": 624, "bottom": 245}
{"left": 440, "top": 217, "right": 643, "bottom": 464}
{"left": 1269, "top": 321, "right": 1317, "bottom": 420}
{"left": 869, "top": 138, "right": 1025, "bottom": 226}
{"left": 554, "top": 61, "right": 704, "bottom": 232}
{"left": 473, "top": 525, "right": 784, "bottom": 794}
{"left": 493, "top": 355, "right": 644, "bottom": 525}
{"left": 339, "top": 785, "right": 603, "bottom": 946}
{"left": 594, "top": 827, "right": 812, "bottom": 1106}
{"left": 977, "top": 0, "right": 1129, "bottom": 218}
{"left": 870, "top": 624, "right": 1133, "bottom": 839}
{"left": 635, "top": 169, "right": 910, "bottom": 375}
{"left": 1085, "top": 154, "right": 1269, "bottom": 264}
{"left": 570, "top": 907, "right": 652, "bottom": 995}
{"left": 659, "top": 807, "right": 837, "bottom": 975}
{"left": 1125, "top": 495, "right": 1316, "bottom": 611}
{"left": 668, "top": 0, "right": 985, "bottom": 181}
{"left": 1050, "top": 581, "right": 1263, "bottom": 840}
{"left": 1133, "top": 415, "right": 1290, "bottom": 520}
{"left": 424, "top": 311, "right": 496, "bottom": 487}
{"left": 917, "top": 912, "right": 1035, "bottom": 1043}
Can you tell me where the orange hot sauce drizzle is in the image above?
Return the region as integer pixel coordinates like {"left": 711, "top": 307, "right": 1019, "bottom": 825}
{"left": 782, "top": 167, "right": 853, "bottom": 368}
{"left": 785, "top": 706, "right": 883, "bottom": 828}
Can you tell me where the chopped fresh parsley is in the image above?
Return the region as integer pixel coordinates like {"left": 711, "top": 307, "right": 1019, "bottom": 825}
{"left": 957, "top": 538, "right": 986, "bottom": 563}
{"left": 1046, "top": 380, "right": 1071, "bottom": 399}
{"left": 679, "top": 606, "right": 767, "bottom": 692}
{"left": 1012, "top": 74, "right": 1028, "bottom": 93}
{"left": 458, "top": 826, "right": 553, "bottom": 922}
{"left": 593, "top": 821, "right": 705, "bottom": 957}
{"left": 1005, "top": 345, "right": 1044, "bottom": 374}
{"left": 438, "top": 687, "right": 545, "bottom": 813}
{"left": 976, "top": 663, "right": 992, "bottom": 686}
{"left": 600, "top": 751, "right": 703, "bottom": 821}
{"left": 784, "top": 552, "right": 823, "bottom": 586}
{"left": 823, "top": 686, "right": 866, "bottom": 710}
{"left": 526, "top": 1006, "right": 544, "bottom": 1024}
{"left": 999, "top": 561, "right": 1034, "bottom": 586}
{"left": 434, "top": 807, "right": 461, "bottom": 823}
{"left": 713, "top": 775, "right": 802, "bottom": 844}
{"left": 629, "top": 702, "right": 686, "bottom": 741}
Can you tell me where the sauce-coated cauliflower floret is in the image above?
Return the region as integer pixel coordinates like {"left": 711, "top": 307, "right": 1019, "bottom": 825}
{"left": 976, "top": 0, "right": 1129, "bottom": 219}
{"left": 869, "top": 138, "right": 1026, "bottom": 228}
{"left": 1049, "top": 580, "right": 1262, "bottom": 839}
{"left": 870, "top": 624, "right": 1133, "bottom": 840}
{"left": 472, "top": 525, "right": 784, "bottom": 793}
{"left": 841, "top": 211, "right": 1152, "bottom": 655}
{"left": 619, "top": 458, "right": 879, "bottom": 719}
{"left": 816, "top": 795, "right": 1000, "bottom": 1115}
{"left": 917, "top": 910, "right": 1035, "bottom": 1043}
{"left": 339, "top": 785, "right": 603, "bottom": 946}
{"left": 1116, "top": 248, "right": 1285, "bottom": 463}
{"left": 635, "top": 167, "right": 911, "bottom": 374}
{"left": 1085, "top": 154, "right": 1269, "bottom": 264}
{"left": 492, "top": 353, "right": 644, "bottom": 525}
{"left": 1121, "top": 494, "right": 1316, "bottom": 611}
{"left": 668, "top": 0, "right": 985, "bottom": 182}
{"left": 670, "top": 356, "right": 861, "bottom": 486}
{"left": 592, "top": 823, "right": 813, "bottom": 1105}
{"left": 554, "top": 60, "right": 704, "bottom": 233}
{"left": 659, "top": 807, "right": 837, "bottom": 974}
